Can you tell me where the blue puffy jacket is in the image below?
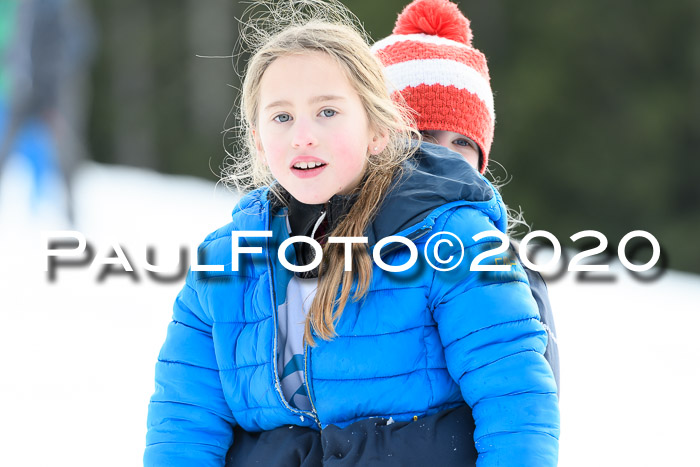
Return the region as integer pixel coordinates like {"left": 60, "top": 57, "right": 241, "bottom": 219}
{"left": 145, "top": 143, "right": 560, "bottom": 466}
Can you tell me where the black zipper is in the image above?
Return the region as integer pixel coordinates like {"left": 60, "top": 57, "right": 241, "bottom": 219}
{"left": 377, "top": 226, "right": 433, "bottom": 257}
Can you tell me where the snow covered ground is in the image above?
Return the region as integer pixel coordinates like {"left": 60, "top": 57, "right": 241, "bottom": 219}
{"left": 1, "top": 159, "right": 698, "bottom": 466}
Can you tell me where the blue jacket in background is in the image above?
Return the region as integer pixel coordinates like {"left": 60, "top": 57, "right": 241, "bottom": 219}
{"left": 145, "top": 143, "right": 560, "bottom": 466}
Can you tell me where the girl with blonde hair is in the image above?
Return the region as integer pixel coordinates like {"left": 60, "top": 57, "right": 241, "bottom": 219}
{"left": 145, "top": 1, "right": 559, "bottom": 465}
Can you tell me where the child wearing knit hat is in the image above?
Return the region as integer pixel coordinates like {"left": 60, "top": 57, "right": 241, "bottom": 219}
{"left": 372, "top": 0, "right": 561, "bottom": 463}
{"left": 371, "top": 0, "right": 494, "bottom": 174}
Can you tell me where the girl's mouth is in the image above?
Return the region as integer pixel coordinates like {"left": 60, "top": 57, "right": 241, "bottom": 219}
{"left": 292, "top": 161, "right": 327, "bottom": 170}
{"left": 291, "top": 161, "right": 327, "bottom": 178}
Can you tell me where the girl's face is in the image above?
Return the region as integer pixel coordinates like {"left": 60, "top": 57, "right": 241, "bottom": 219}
{"left": 420, "top": 130, "right": 481, "bottom": 171}
{"left": 254, "top": 52, "right": 384, "bottom": 205}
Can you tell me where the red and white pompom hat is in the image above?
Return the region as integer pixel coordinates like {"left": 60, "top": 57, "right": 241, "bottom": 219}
{"left": 371, "top": 0, "right": 494, "bottom": 173}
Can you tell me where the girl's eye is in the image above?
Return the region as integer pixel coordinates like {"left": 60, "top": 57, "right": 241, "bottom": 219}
{"left": 319, "top": 109, "right": 337, "bottom": 118}
{"left": 454, "top": 138, "right": 473, "bottom": 148}
{"left": 273, "top": 113, "right": 291, "bottom": 123}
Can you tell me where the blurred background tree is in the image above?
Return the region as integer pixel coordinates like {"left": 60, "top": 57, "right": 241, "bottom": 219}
{"left": 84, "top": 0, "right": 699, "bottom": 273}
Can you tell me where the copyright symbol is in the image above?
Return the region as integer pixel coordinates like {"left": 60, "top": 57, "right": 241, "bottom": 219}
{"left": 423, "top": 231, "right": 465, "bottom": 272}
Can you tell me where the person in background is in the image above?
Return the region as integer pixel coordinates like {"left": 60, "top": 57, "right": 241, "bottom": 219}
{"left": 0, "top": 0, "right": 95, "bottom": 225}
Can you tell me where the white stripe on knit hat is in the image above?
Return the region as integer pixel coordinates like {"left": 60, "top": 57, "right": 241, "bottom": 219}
{"left": 371, "top": 33, "right": 471, "bottom": 53}
{"left": 383, "top": 58, "right": 495, "bottom": 120}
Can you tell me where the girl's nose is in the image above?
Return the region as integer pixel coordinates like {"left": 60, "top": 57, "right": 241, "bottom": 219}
{"left": 291, "top": 119, "right": 318, "bottom": 149}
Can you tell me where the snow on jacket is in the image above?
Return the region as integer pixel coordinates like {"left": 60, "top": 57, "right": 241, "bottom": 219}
{"left": 144, "top": 142, "right": 560, "bottom": 466}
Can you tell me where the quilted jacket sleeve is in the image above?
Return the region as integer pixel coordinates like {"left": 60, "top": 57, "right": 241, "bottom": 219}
{"left": 144, "top": 268, "right": 235, "bottom": 466}
{"left": 428, "top": 208, "right": 560, "bottom": 467}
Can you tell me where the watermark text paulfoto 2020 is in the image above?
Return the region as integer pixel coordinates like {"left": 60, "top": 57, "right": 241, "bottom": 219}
{"left": 41, "top": 229, "right": 665, "bottom": 284}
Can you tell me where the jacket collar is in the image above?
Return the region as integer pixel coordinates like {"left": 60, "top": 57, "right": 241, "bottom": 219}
{"left": 368, "top": 141, "right": 503, "bottom": 243}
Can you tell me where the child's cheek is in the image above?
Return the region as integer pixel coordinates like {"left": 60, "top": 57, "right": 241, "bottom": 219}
{"left": 331, "top": 134, "right": 366, "bottom": 173}
{"left": 263, "top": 139, "right": 287, "bottom": 170}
